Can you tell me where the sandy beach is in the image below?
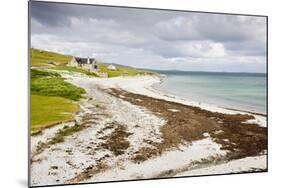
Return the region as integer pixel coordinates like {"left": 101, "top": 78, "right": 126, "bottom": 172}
{"left": 30, "top": 72, "right": 267, "bottom": 186}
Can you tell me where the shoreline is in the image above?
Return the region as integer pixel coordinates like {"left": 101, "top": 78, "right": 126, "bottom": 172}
{"left": 107, "top": 87, "right": 267, "bottom": 158}
{"left": 30, "top": 72, "right": 267, "bottom": 186}
{"left": 81, "top": 74, "right": 266, "bottom": 127}
{"left": 153, "top": 75, "right": 267, "bottom": 116}
{"left": 154, "top": 74, "right": 267, "bottom": 116}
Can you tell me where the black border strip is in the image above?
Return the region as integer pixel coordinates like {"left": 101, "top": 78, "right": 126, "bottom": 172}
{"left": 28, "top": 0, "right": 268, "bottom": 187}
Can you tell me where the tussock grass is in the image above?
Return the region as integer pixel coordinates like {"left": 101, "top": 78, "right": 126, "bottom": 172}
{"left": 31, "top": 69, "right": 61, "bottom": 79}
{"left": 31, "top": 69, "right": 85, "bottom": 101}
{"left": 31, "top": 77, "right": 85, "bottom": 101}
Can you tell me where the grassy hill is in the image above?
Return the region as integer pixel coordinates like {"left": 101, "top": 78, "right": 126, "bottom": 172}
{"left": 30, "top": 48, "right": 157, "bottom": 134}
{"left": 30, "top": 48, "right": 157, "bottom": 77}
{"left": 98, "top": 63, "right": 157, "bottom": 78}
{"left": 30, "top": 48, "right": 72, "bottom": 67}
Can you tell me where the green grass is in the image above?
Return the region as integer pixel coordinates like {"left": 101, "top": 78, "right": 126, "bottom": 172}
{"left": 30, "top": 69, "right": 85, "bottom": 133}
{"left": 30, "top": 48, "right": 72, "bottom": 67}
{"left": 31, "top": 68, "right": 61, "bottom": 79}
{"left": 31, "top": 69, "right": 85, "bottom": 101}
{"left": 30, "top": 49, "right": 86, "bottom": 134}
{"left": 29, "top": 48, "right": 157, "bottom": 134}
{"left": 30, "top": 48, "right": 157, "bottom": 77}
{"left": 52, "top": 65, "right": 98, "bottom": 77}
{"left": 52, "top": 62, "right": 156, "bottom": 78}
{"left": 99, "top": 64, "right": 157, "bottom": 78}
{"left": 31, "top": 77, "right": 86, "bottom": 101}
{"left": 31, "top": 95, "right": 79, "bottom": 134}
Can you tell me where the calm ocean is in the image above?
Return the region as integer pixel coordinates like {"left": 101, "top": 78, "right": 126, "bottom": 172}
{"left": 152, "top": 70, "right": 267, "bottom": 114}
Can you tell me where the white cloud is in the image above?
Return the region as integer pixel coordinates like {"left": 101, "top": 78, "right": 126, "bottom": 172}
{"left": 30, "top": 2, "right": 267, "bottom": 73}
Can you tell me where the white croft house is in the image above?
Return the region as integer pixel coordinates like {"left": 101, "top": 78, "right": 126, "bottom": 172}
{"left": 68, "top": 56, "right": 99, "bottom": 72}
{"left": 107, "top": 64, "right": 117, "bottom": 70}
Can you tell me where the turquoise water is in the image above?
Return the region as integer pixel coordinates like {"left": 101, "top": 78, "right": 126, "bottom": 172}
{"left": 153, "top": 71, "right": 267, "bottom": 114}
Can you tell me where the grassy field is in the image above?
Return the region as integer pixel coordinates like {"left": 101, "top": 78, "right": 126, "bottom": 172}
{"left": 31, "top": 95, "right": 79, "bottom": 134}
{"left": 30, "top": 69, "right": 85, "bottom": 134}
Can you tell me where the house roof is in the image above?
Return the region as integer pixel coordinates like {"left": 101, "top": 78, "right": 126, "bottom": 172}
{"left": 74, "top": 57, "right": 96, "bottom": 64}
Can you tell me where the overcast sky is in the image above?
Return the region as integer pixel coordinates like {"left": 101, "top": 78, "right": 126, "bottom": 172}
{"left": 30, "top": 1, "right": 267, "bottom": 73}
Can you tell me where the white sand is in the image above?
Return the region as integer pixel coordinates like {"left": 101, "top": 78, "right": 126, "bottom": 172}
{"left": 68, "top": 75, "right": 266, "bottom": 127}
{"left": 87, "top": 137, "right": 227, "bottom": 182}
{"left": 30, "top": 121, "right": 75, "bottom": 155}
{"left": 30, "top": 74, "right": 166, "bottom": 186}
{"left": 30, "top": 72, "right": 267, "bottom": 186}
{"left": 174, "top": 155, "right": 267, "bottom": 177}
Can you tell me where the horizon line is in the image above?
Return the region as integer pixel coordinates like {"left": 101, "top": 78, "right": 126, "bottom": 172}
{"left": 141, "top": 68, "right": 266, "bottom": 74}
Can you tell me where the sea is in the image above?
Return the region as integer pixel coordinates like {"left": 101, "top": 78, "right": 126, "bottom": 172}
{"left": 152, "top": 70, "right": 267, "bottom": 114}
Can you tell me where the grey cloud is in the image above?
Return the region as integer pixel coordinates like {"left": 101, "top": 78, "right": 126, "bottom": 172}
{"left": 31, "top": 2, "right": 73, "bottom": 27}
{"left": 30, "top": 1, "right": 267, "bottom": 73}
{"left": 225, "top": 40, "right": 266, "bottom": 56}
